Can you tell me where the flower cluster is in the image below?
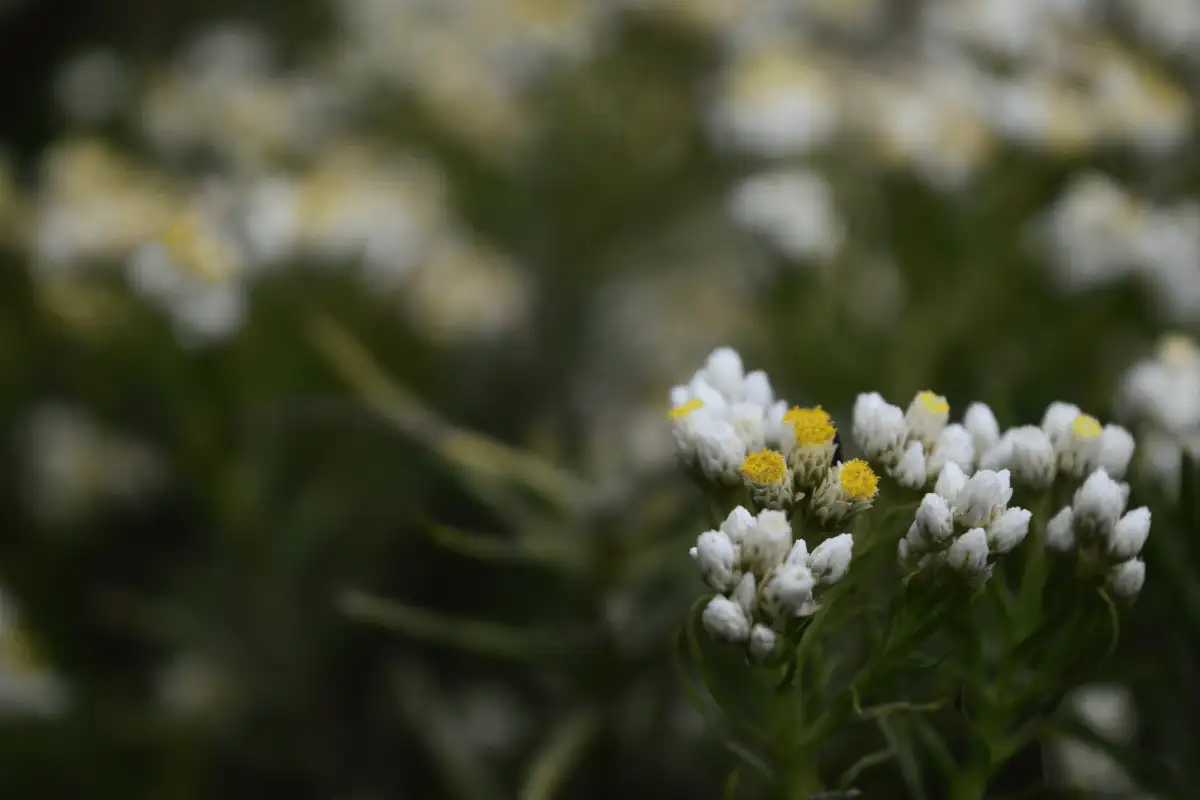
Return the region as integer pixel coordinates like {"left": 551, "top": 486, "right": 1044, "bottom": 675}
{"left": 899, "top": 465, "right": 1030, "bottom": 586}
{"left": 669, "top": 349, "right": 879, "bottom": 527}
{"left": 1046, "top": 470, "right": 1149, "bottom": 601}
{"left": 692, "top": 506, "right": 854, "bottom": 659}
{"left": 852, "top": 390, "right": 976, "bottom": 489}
{"left": 1117, "top": 333, "right": 1200, "bottom": 489}
{"left": 980, "top": 402, "right": 1135, "bottom": 486}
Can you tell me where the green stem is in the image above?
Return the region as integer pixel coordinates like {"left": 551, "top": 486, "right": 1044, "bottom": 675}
{"left": 774, "top": 756, "right": 824, "bottom": 800}
{"left": 948, "top": 765, "right": 989, "bottom": 800}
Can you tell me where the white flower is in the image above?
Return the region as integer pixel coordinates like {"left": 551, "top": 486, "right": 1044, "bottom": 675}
{"left": 1098, "top": 425, "right": 1136, "bottom": 481}
{"left": 926, "top": 423, "right": 976, "bottom": 481}
{"left": 934, "top": 462, "right": 968, "bottom": 505}
{"left": 1057, "top": 413, "right": 1105, "bottom": 478}
{"left": 987, "top": 507, "right": 1032, "bottom": 554}
{"left": 732, "top": 573, "right": 758, "bottom": 617}
{"left": 1108, "top": 507, "right": 1151, "bottom": 561}
{"left": 1047, "top": 506, "right": 1076, "bottom": 552}
{"left": 702, "top": 596, "right": 751, "bottom": 642}
{"left": 809, "top": 534, "right": 853, "bottom": 584}
{"left": 1108, "top": 559, "right": 1145, "bottom": 600}
{"left": 1007, "top": 425, "right": 1056, "bottom": 489}
{"left": 954, "top": 469, "right": 1013, "bottom": 528}
{"left": 784, "top": 539, "right": 809, "bottom": 566}
{"left": 721, "top": 506, "right": 756, "bottom": 544}
{"left": 761, "top": 563, "right": 817, "bottom": 619}
{"left": 694, "top": 419, "right": 748, "bottom": 484}
{"left": 1043, "top": 401, "right": 1082, "bottom": 447}
{"left": 741, "top": 370, "right": 775, "bottom": 408}
{"left": 944, "top": 528, "right": 990, "bottom": 578}
{"left": 691, "top": 530, "right": 739, "bottom": 592}
{"left": 727, "top": 402, "right": 768, "bottom": 454}
{"left": 1073, "top": 469, "right": 1127, "bottom": 542}
{"left": 749, "top": 624, "right": 777, "bottom": 661}
{"left": 905, "top": 390, "right": 950, "bottom": 449}
{"left": 915, "top": 492, "right": 955, "bottom": 545}
{"left": 892, "top": 441, "right": 927, "bottom": 489}
{"left": 741, "top": 510, "right": 792, "bottom": 577}
{"left": 964, "top": 402, "right": 1001, "bottom": 455}
{"left": 852, "top": 392, "right": 907, "bottom": 465}
{"left": 699, "top": 347, "right": 745, "bottom": 401}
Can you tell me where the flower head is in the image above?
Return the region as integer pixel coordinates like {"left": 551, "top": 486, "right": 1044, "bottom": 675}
{"left": 840, "top": 458, "right": 879, "bottom": 501}
{"left": 906, "top": 390, "right": 950, "bottom": 448}
{"left": 741, "top": 449, "right": 787, "bottom": 485}
{"left": 784, "top": 406, "right": 836, "bottom": 446}
{"left": 1108, "top": 559, "right": 1145, "bottom": 600}
{"left": 852, "top": 392, "right": 907, "bottom": 465}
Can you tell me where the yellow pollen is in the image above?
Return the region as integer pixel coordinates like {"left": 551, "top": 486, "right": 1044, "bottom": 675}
{"left": 668, "top": 398, "right": 704, "bottom": 419}
{"left": 741, "top": 449, "right": 788, "bottom": 485}
{"left": 839, "top": 459, "right": 878, "bottom": 501}
{"left": 916, "top": 391, "right": 949, "bottom": 415}
{"left": 1071, "top": 414, "right": 1102, "bottom": 439}
{"left": 784, "top": 406, "right": 836, "bottom": 446}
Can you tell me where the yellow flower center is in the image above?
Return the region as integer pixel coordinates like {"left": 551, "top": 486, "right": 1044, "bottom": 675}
{"left": 916, "top": 391, "right": 949, "bottom": 415}
{"left": 1071, "top": 414, "right": 1102, "bottom": 440}
{"left": 741, "top": 449, "right": 788, "bottom": 485}
{"left": 784, "top": 406, "right": 836, "bottom": 446}
{"left": 668, "top": 398, "right": 704, "bottom": 420}
{"left": 839, "top": 459, "right": 878, "bottom": 501}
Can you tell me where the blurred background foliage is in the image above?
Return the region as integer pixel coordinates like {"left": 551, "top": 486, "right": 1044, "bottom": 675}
{"left": 1, "top": 0, "right": 1200, "bottom": 797}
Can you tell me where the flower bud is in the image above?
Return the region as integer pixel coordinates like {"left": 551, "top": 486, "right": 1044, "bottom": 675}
{"left": 905, "top": 390, "right": 950, "bottom": 449}
{"left": 741, "top": 510, "right": 791, "bottom": 576}
{"left": 852, "top": 392, "right": 907, "bottom": 465}
{"left": 1046, "top": 506, "right": 1076, "bottom": 552}
{"left": 987, "top": 507, "right": 1031, "bottom": 554}
{"left": 1108, "top": 559, "right": 1145, "bottom": 601}
{"left": 692, "top": 530, "right": 739, "bottom": 592}
{"left": 761, "top": 564, "right": 816, "bottom": 619}
{"left": 749, "top": 624, "right": 777, "bottom": 660}
{"left": 1108, "top": 507, "right": 1150, "bottom": 561}
{"left": 955, "top": 469, "right": 1013, "bottom": 528}
{"left": 926, "top": 424, "right": 975, "bottom": 482}
{"left": 892, "top": 441, "right": 926, "bottom": 489}
{"left": 702, "top": 596, "right": 751, "bottom": 642}
{"left": 1098, "top": 425, "right": 1135, "bottom": 481}
{"left": 809, "top": 533, "right": 853, "bottom": 584}
{"left": 720, "top": 506, "right": 756, "bottom": 544}
{"left": 1042, "top": 401, "right": 1082, "bottom": 447}
{"left": 1073, "top": 468, "right": 1127, "bottom": 542}
{"left": 1008, "top": 425, "right": 1056, "bottom": 489}
{"left": 934, "top": 462, "right": 968, "bottom": 505}
{"left": 945, "top": 528, "right": 990, "bottom": 577}
{"left": 964, "top": 402, "right": 1001, "bottom": 455}
{"left": 916, "top": 492, "right": 954, "bottom": 544}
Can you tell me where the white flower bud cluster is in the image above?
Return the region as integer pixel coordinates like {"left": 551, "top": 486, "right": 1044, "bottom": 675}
{"left": 1117, "top": 333, "right": 1200, "bottom": 490}
{"left": 669, "top": 347, "right": 852, "bottom": 509}
{"left": 691, "top": 507, "right": 853, "bottom": 659}
{"left": 668, "top": 348, "right": 777, "bottom": 485}
{"left": 852, "top": 390, "right": 976, "bottom": 489}
{"left": 973, "top": 402, "right": 1133, "bottom": 489}
{"left": 1045, "top": 468, "right": 1149, "bottom": 601}
{"left": 899, "top": 464, "right": 1031, "bottom": 586}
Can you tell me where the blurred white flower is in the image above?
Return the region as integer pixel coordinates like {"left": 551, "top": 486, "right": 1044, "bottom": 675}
{"left": 728, "top": 168, "right": 844, "bottom": 264}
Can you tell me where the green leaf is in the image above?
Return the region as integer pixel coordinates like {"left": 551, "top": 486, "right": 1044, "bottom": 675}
{"left": 338, "top": 590, "right": 577, "bottom": 659}
{"left": 671, "top": 627, "right": 774, "bottom": 779}
{"left": 518, "top": 708, "right": 600, "bottom": 800}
